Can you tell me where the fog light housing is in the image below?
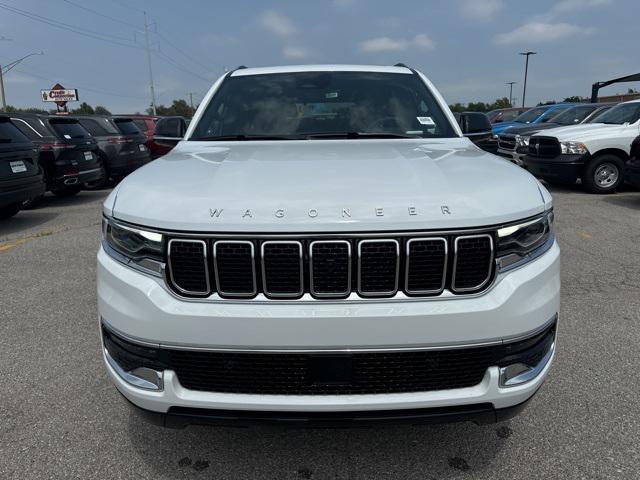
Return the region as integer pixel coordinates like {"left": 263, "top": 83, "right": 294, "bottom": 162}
{"left": 498, "top": 318, "right": 556, "bottom": 387}
{"left": 102, "top": 325, "right": 165, "bottom": 391}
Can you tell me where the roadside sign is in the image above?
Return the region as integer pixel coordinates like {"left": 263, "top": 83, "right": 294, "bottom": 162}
{"left": 41, "top": 84, "right": 78, "bottom": 104}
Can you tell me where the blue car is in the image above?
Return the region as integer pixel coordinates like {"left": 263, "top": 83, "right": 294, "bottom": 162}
{"left": 491, "top": 103, "right": 576, "bottom": 135}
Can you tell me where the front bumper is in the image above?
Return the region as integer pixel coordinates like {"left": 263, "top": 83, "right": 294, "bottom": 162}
{"left": 98, "top": 240, "right": 560, "bottom": 420}
{"left": 523, "top": 153, "right": 588, "bottom": 183}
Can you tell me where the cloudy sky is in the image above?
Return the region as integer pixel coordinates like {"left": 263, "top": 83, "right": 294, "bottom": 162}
{"left": 0, "top": 0, "right": 638, "bottom": 113}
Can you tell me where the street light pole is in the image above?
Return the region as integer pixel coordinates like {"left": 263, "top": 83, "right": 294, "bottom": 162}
{"left": 506, "top": 82, "right": 516, "bottom": 107}
{"left": 0, "top": 51, "right": 44, "bottom": 110}
{"left": 519, "top": 51, "right": 536, "bottom": 108}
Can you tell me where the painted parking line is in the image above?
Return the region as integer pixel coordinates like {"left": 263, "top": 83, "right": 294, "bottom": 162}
{"left": 0, "top": 230, "right": 56, "bottom": 252}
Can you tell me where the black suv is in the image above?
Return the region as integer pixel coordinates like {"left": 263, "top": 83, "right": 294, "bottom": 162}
{"left": 72, "top": 115, "right": 150, "bottom": 187}
{"left": 9, "top": 114, "right": 104, "bottom": 203}
{"left": 0, "top": 116, "right": 45, "bottom": 219}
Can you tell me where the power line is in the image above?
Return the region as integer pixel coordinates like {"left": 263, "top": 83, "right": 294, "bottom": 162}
{"left": 154, "top": 48, "right": 211, "bottom": 83}
{"left": 154, "top": 30, "right": 211, "bottom": 73}
{"left": 61, "top": 0, "right": 141, "bottom": 31}
{"left": 0, "top": 2, "right": 142, "bottom": 50}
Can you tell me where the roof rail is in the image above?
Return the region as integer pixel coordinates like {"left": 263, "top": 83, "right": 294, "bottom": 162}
{"left": 394, "top": 63, "right": 409, "bottom": 68}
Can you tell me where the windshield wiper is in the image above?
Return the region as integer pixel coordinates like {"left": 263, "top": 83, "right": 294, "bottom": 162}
{"left": 192, "top": 134, "right": 303, "bottom": 141}
{"left": 304, "top": 132, "right": 416, "bottom": 139}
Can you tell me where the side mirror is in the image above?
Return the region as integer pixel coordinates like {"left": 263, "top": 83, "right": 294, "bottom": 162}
{"left": 457, "top": 112, "right": 492, "bottom": 137}
{"left": 153, "top": 116, "right": 187, "bottom": 147}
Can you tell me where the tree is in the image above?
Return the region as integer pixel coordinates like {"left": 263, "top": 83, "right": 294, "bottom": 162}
{"left": 71, "top": 102, "right": 95, "bottom": 114}
{"left": 563, "top": 96, "right": 588, "bottom": 103}
{"left": 447, "top": 97, "right": 514, "bottom": 113}
{"left": 147, "top": 99, "right": 193, "bottom": 117}
{"left": 94, "top": 105, "right": 111, "bottom": 115}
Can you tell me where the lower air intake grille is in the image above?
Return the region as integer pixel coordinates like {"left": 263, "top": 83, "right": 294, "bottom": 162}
{"left": 167, "top": 240, "right": 209, "bottom": 295}
{"left": 453, "top": 235, "right": 493, "bottom": 292}
{"left": 168, "top": 347, "right": 495, "bottom": 395}
{"left": 358, "top": 240, "right": 399, "bottom": 296}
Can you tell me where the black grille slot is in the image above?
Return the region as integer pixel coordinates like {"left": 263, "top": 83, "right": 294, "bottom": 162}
{"left": 528, "top": 136, "right": 561, "bottom": 158}
{"left": 168, "top": 240, "right": 209, "bottom": 295}
{"left": 168, "top": 347, "right": 495, "bottom": 395}
{"left": 406, "top": 238, "right": 447, "bottom": 294}
{"left": 453, "top": 235, "right": 493, "bottom": 292}
{"left": 358, "top": 240, "right": 399, "bottom": 296}
{"left": 310, "top": 241, "right": 351, "bottom": 297}
{"left": 213, "top": 241, "right": 256, "bottom": 297}
{"left": 498, "top": 134, "right": 516, "bottom": 151}
{"left": 261, "top": 241, "right": 303, "bottom": 298}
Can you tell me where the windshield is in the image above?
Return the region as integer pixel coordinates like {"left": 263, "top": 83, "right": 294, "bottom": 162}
{"left": 591, "top": 103, "right": 640, "bottom": 124}
{"left": 513, "top": 107, "right": 547, "bottom": 124}
{"left": 191, "top": 71, "right": 457, "bottom": 140}
{"left": 549, "top": 106, "right": 597, "bottom": 125}
{"left": 115, "top": 119, "right": 142, "bottom": 135}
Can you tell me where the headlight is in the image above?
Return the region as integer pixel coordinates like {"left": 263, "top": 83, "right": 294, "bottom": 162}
{"left": 516, "top": 135, "right": 530, "bottom": 147}
{"left": 560, "top": 141, "right": 588, "bottom": 155}
{"left": 496, "top": 211, "right": 554, "bottom": 271}
{"left": 102, "top": 217, "right": 164, "bottom": 275}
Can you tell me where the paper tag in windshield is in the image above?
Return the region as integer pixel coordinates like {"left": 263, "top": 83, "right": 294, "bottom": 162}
{"left": 64, "top": 134, "right": 71, "bottom": 139}
{"left": 325, "top": 92, "right": 338, "bottom": 99}
{"left": 417, "top": 116, "right": 435, "bottom": 125}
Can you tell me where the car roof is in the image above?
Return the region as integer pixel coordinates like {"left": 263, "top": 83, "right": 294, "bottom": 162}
{"left": 229, "top": 64, "right": 413, "bottom": 77}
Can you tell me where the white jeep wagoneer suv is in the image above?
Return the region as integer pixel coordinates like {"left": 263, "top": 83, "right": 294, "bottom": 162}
{"left": 98, "top": 65, "right": 559, "bottom": 427}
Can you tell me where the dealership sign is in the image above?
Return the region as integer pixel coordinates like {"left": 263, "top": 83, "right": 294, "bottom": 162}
{"left": 41, "top": 83, "right": 78, "bottom": 105}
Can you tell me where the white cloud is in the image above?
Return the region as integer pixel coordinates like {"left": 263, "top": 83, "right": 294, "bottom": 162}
{"left": 459, "top": 0, "right": 504, "bottom": 21}
{"left": 283, "top": 46, "right": 308, "bottom": 59}
{"left": 494, "top": 22, "right": 595, "bottom": 45}
{"left": 259, "top": 10, "right": 297, "bottom": 37}
{"left": 359, "top": 34, "right": 435, "bottom": 53}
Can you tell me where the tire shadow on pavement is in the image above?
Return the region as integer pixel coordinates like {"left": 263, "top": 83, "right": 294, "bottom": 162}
{"left": 0, "top": 210, "right": 60, "bottom": 238}
{"left": 126, "top": 411, "right": 509, "bottom": 479}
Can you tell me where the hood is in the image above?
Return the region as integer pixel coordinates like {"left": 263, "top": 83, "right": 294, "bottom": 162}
{"left": 492, "top": 121, "right": 528, "bottom": 134}
{"left": 499, "top": 123, "right": 562, "bottom": 137}
{"left": 110, "top": 138, "right": 547, "bottom": 232}
{"left": 531, "top": 123, "right": 625, "bottom": 141}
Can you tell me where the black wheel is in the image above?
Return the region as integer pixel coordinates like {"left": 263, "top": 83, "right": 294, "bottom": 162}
{"left": 52, "top": 186, "right": 82, "bottom": 197}
{"left": 582, "top": 154, "right": 624, "bottom": 194}
{"left": 0, "top": 203, "right": 21, "bottom": 219}
{"left": 21, "top": 194, "right": 44, "bottom": 209}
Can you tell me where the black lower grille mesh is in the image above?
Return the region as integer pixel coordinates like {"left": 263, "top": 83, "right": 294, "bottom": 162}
{"left": 262, "top": 242, "right": 303, "bottom": 297}
{"left": 358, "top": 240, "right": 399, "bottom": 295}
{"left": 453, "top": 236, "right": 493, "bottom": 291}
{"left": 311, "top": 241, "right": 350, "bottom": 296}
{"left": 406, "top": 239, "right": 447, "bottom": 293}
{"left": 214, "top": 241, "right": 255, "bottom": 296}
{"left": 528, "top": 136, "right": 561, "bottom": 158}
{"left": 168, "top": 347, "right": 495, "bottom": 395}
{"left": 168, "top": 240, "right": 208, "bottom": 294}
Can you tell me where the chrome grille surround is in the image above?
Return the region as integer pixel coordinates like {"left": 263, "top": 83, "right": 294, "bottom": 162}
{"left": 451, "top": 234, "right": 494, "bottom": 293}
{"left": 309, "top": 240, "right": 352, "bottom": 298}
{"left": 357, "top": 239, "right": 400, "bottom": 297}
{"left": 212, "top": 240, "right": 257, "bottom": 298}
{"left": 167, "top": 239, "right": 210, "bottom": 296}
{"left": 261, "top": 240, "right": 304, "bottom": 298}
{"left": 405, "top": 237, "right": 448, "bottom": 295}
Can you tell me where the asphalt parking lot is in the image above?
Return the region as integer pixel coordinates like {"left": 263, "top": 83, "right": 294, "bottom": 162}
{"left": 1, "top": 185, "right": 640, "bottom": 480}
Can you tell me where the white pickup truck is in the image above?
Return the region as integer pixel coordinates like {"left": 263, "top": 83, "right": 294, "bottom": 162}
{"left": 523, "top": 100, "right": 640, "bottom": 193}
{"left": 98, "top": 65, "right": 559, "bottom": 427}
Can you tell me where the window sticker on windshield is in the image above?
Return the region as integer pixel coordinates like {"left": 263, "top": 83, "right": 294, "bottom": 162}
{"left": 63, "top": 134, "right": 71, "bottom": 139}
{"left": 417, "top": 116, "right": 435, "bottom": 125}
{"left": 325, "top": 92, "right": 338, "bottom": 99}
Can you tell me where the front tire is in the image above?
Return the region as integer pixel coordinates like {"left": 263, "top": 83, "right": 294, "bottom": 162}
{"left": 582, "top": 154, "right": 624, "bottom": 194}
{"left": 0, "top": 203, "right": 21, "bottom": 219}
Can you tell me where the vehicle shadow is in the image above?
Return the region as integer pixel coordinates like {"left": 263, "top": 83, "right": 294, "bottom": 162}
{"left": 0, "top": 210, "right": 60, "bottom": 237}
{"left": 126, "top": 411, "right": 508, "bottom": 479}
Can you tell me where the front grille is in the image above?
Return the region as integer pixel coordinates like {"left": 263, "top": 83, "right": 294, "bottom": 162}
{"left": 167, "top": 240, "right": 209, "bottom": 295}
{"left": 498, "top": 134, "right": 517, "bottom": 151}
{"left": 528, "top": 136, "right": 561, "bottom": 158}
{"left": 168, "top": 346, "right": 496, "bottom": 395}
{"left": 166, "top": 232, "right": 496, "bottom": 300}
{"left": 452, "top": 235, "right": 494, "bottom": 292}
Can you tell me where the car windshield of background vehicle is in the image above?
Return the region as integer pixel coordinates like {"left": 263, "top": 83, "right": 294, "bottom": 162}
{"left": 50, "top": 121, "right": 91, "bottom": 139}
{"left": 0, "top": 120, "right": 30, "bottom": 143}
{"left": 513, "top": 106, "right": 546, "bottom": 123}
{"left": 549, "top": 106, "right": 596, "bottom": 125}
{"left": 115, "top": 119, "right": 141, "bottom": 135}
{"left": 190, "top": 71, "right": 457, "bottom": 140}
{"left": 592, "top": 103, "right": 640, "bottom": 124}
{"left": 499, "top": 111, "right": 522, "bottom": 122}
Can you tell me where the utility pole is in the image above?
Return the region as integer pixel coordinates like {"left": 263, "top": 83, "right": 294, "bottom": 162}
{"left": 143, "top": 11, "right": 157, "bottom": 115}
{"left": 0, "top": 52, "right": 44, "bottom": 110}
{"left": 0, "top": 66, "right": 6, "bottom": 110}
{"left": 188, "top": 92, "right": 194, "bottom": 116}
{"left": 519, "top": 51, "right": 536, "bottom": 108}
{"left": 506, "top": 82, "right": 516, "bottom": 107}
